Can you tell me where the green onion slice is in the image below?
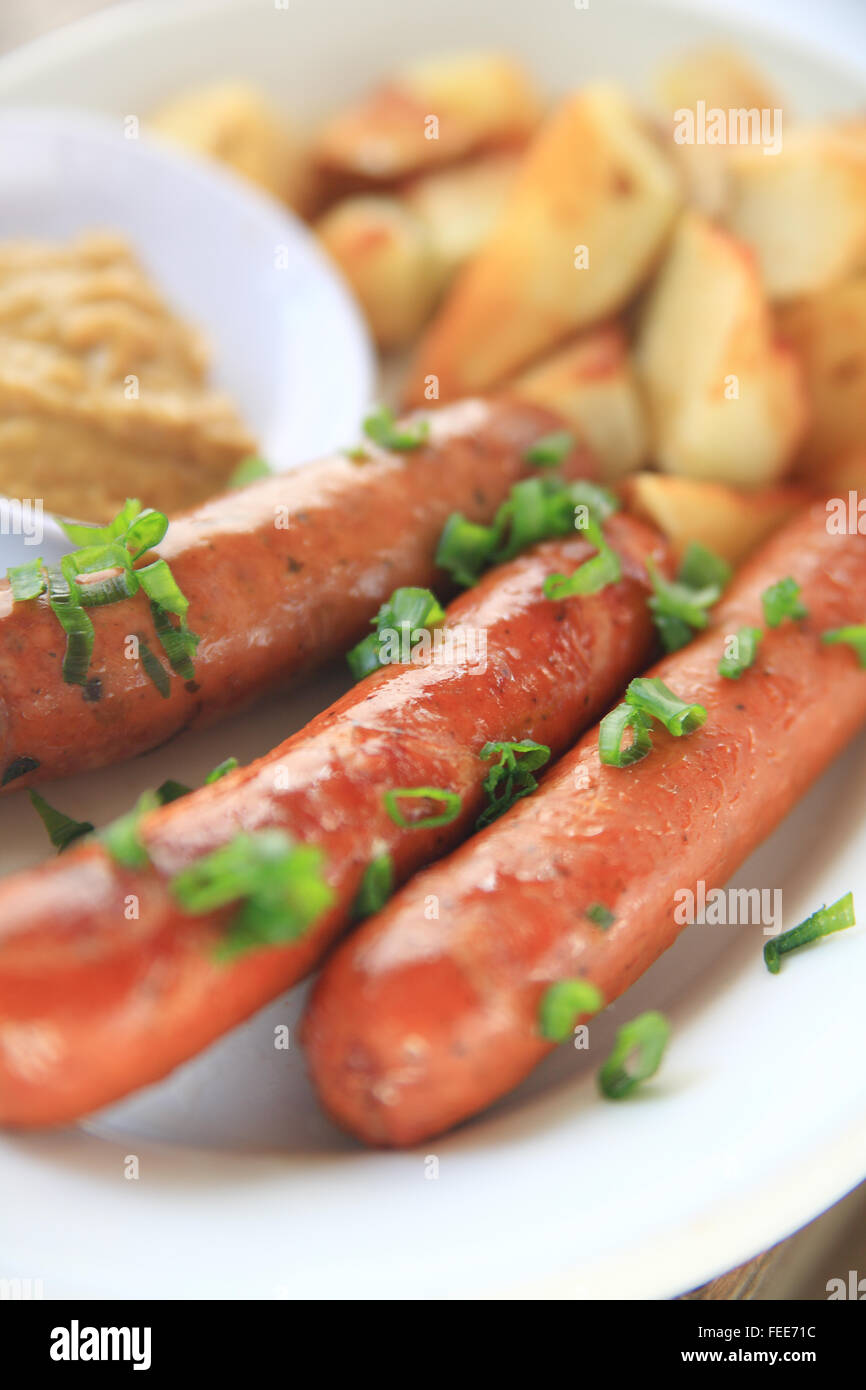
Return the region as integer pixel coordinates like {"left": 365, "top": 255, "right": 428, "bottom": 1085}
{"left": 28, "top": 790, "right": 94, "bottom": 852}
{"left": 678, "top": 542, "right": 732, "bottom": 592}
{"left": 7, "top": 557, "right": 46, "bottom": 601}
{"left": 363, "top": 404, "right": 430, "bottom": 452}
{"left": 56, "top": 498, "right": 142, "bottom": 547}
{"left": 648, "top": 559, "right": 721, "bottom": 653}
{"left": 205, "top": 757, "right": 239, "bottom": 784}
{"left": 351, "top": 853, "right": 394, "bottom": 921}
{"left": 155, "top": 779, "right": 192, "bottom": 804}
{"left": 821, "top": 625, "right": 866, "bottom": 668}
{"left": 764, "top": 892, "right": 855, "bottom": 974}
{"left": 598, "top": 703, "right": 654, "bottom": 767}
{"left": 586, "top": 902, "right": 615, "bottom": 930}
{"left": 524, "top": 430, "right": 575, "bottom": 468}
{"left": 383, "top": 786, "right": 462, "bottom": 829}
{"left": 138, "top": 637, "right": 171, "bottom": 698}
{"left": 99, "top": 790, "right": 160, "bottom": 869}
{"left": 625, "top": 677, "right": 707, "bottom": 736}
{"left": 45, "top": 564, "right": 95, "bottom": 687}
{"left": 347, "top": 586, "right": 444, "bottom": 681}
{"left": 229, "top": 456, "right": 271, "bottom": 489}
{"left": 538, "top": 979, "right": 604, "bottom": 1042}
{"left": 597, "top": 1011, "right": 671, "bottom": 1099}
{"left": 435, "top": 513, "right": 498, "bottom": 588}
{"left": 125, "top": 508, "right": 168, "bottom": 560}
{"left": 149, "top": 601, "right": 199, "bottom": 680}
{"left": 718, "top": 625, "right": 763, "bottom": 680}
{"left": 544, "top": 540, "right": 621, "bottom": 601}
{"left": 762, "top": 576, "right": 808, "bottom": 628}
{"left": 477, "top": 739, "right": 550, "bottom": 829}
{"left": 169, "top": 829, "right": 333, "bottom": 959}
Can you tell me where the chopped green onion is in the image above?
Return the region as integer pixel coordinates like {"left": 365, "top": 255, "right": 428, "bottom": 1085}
{"left": 598, "top": 703, "right": 654, "bottom": 767}
{"left": 477, "top": 739, "right": 551, "bottom": 829}
{"left": 125, "top": 508, "right": 168, "bottom": 560}
{"left": 625, "top": 677, "right": 707, "bottom": 736}
{"left": 7, "top": 557, "right": 46, "bottom": 601}
{"left": 28, "top": 790, "right": 93, "bottom": 853}
{"left": 347, "top": 586, "right": 444, "bottom": 681}
{"left": 435, "top": 513, "right": 498, "bottom": 588}
{"left": 155, "top": 779, "right": 191, "bottom": 804}
{"left": 764, "top": 892, "right": 855, "bottom": 974}
{"left": 434, "top": 475, "right": 615, "bottom": 590}
{"left": 383, "top": 786, "right": 462, "bottom": 829}
{"left": 762, "top": 576, "right": 808, "bottom": 628}
{"left": 8, "top": 498, "right": 193, "bottom": 689}
{"left": 544, "top": 540, "right": 621, "bottom": 600}
{"left": 138, "top": 637, "right": 171, "bottom": 699}
{"left": 205, "top": 757, "right": 239, "bottom": 784}
{"left": 678, "top": 542, "right": 732, "bottom": 593}
{"left": 55, "top": 498, "right": 142, "bottom": 547}
{"left": 538, "top": 979, "right": 603, "bottom": 1042}
{"left": 363, "top": 404, "right": 430, "bottom": 452}
{"left": 168, "top": 829, "right": 333, "bottom": 959}
{"left": 149, "top": 601, "right": 199, "bottom": 680}
{"left": 597, "top": 1011, "right": 670, "bottom": 1099}
{"left": 1, "top": 755, "right": 40, "bottom": 787}
{"left": 821, "top": 626, "right": 866, "bottom": 668}
{"left": 229, "top": 456, "right": 271, "bottom": 489}
{"left": 99, "top": 790, "right": 160, "bottom": 869}
{"left": 351, "top": 853, "right": 394, "bottom": 921}
{"left": 524, "top": 430, "right": 575, "bottom": 468}
{"left": 647, "top": 558, "right": 721, "bottom": 652}
{"left": 718, "top": 626, "right": 763, "bottom": 680}
{"left": 45, "top": 564, "right": 95, "bottom": 686}
{"left": 586, "top": 902, "right": 615, "bottom": 930}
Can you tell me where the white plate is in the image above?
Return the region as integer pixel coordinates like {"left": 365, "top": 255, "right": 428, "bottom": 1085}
{"left": 0, "top": 0, "right": 865, "bottom": 1301}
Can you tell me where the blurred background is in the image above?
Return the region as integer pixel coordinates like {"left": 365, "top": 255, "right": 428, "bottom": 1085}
{"left": 1, "top": 0, "right": 864, "bottom": 1301}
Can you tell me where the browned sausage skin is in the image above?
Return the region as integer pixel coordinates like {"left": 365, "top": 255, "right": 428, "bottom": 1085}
{"left": 0, "top": 398, "right": 592, "bottom": 791}
{"left": 0, "top": 513, "right": 669, "bottom": 1126}
{"left": 302, "top": 502, "right": 866, "bottom": 1147}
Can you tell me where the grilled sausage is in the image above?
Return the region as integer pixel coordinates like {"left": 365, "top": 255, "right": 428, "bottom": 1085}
{"left": 0, "top": 513, "right": 669, "bottom": 1126}
{"left": 303, "top": 501, "right": 866, "bottom": 1146}
{"left": 0, "top": 398, "right": 591, "bottom": 791}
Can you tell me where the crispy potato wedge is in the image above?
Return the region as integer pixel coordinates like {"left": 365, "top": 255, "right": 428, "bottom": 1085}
{"left": 654, "top": 45, "right": 783, "bottom": 216}
{"left": 635, "top": 212, "right": 806, "bottom": 488}
{"left": 150, "top": 82, "right": 313, "bottom": 213}
{"left": 511, "top": 324, "right": 647, "bottom": 479}
{"left": 728, "top": 124, "right": 866, "bottom": 299}
{"left": 620, "top": 472, "right": 809, "bottom": 563}
{"left": 404, "top": 152, "right": 519, "bottom": 281}
{"left": 776, "top": 276, "right": 866, "bottom": 482}
{"left": 316, "top": 196, "right": 441, "bottom": 349}
{"left": 312, "top": 53, "right": 542, "bottom": 189}
{"left": 403, "top": 84, "right": 682, "bottom": 404}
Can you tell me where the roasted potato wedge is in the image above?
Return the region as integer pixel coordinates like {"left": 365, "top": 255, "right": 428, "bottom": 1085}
{"left": 316, "top": 196, "right": 441, "bottom": 349}
{"left": 654, "top": 45, "right": 782, "bottom": 216}
{"left": 403, "top": 84, "right": 682, "bottom": 404}
{"left": 511, "top": 324, "right": 647, "bottom": 480}
{"left": 728, "top": 124, "right": 866, "bottom": 299}
{"left": 635, "top": 212, "right": 806, "bottom": 488}
{"left": 317, "top": 154, "right": 518, "bottom": 349}
{"left": 404, "top": 152, "right": 519, "bottom": 281}
{"left": 313, "top": 53, "right": 542, "bottom": 189}
{"left": 620, "top": 472, "right": 809, "bottom": 563}
{"left": 776, "top": 276, "right": 866, "bottom": 482}
{"left": 150, "top": 81, "right": 313, "bottom": 213}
